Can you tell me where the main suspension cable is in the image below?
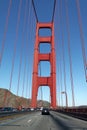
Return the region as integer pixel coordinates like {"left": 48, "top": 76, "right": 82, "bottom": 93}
{"left": 32, "top": 0, "right": 38, "bottom": 22}
{"left": 52, "top": 0, "right": 56, "bottom": 22}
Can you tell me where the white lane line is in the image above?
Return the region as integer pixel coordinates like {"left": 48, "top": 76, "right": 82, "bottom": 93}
{"left": 27, "top": 115, "right": 39, "bottom": 123}
{"left": 27, "top": 119, "right": 32, "bottom": 123}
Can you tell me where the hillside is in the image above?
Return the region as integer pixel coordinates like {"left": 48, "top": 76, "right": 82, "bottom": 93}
{"left": 0, "top": 88, "right": 50, "bottom": 108}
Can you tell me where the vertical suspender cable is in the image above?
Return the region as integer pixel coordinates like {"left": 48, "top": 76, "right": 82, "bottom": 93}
{"left": 76, "top": 0, "right": 87, "bottom": 82}
{"left": 60, "top": 0, "right": 67, "bottom": 96}
{"left": 3, "top": 0, "right": 22, "bottom": 107}
{"left": 0, "top": 0, "right": 12, "bottom": 66}
{"left": 57, "top": 65, "right": 60, "bottom": 107}
{"left": 27, "top": 1, "right": 32, "bottom": 100}
{"left": 9, "top": 0, "right": 22, "bottom": 91}
{"left": 27, "top": 1, "right": 36, "bottom": 101}
{"left": 60, "top": 55, "right": 63, "bottom": 107}
{"left": 17, "top": 0, "right": 28, "bottom": 96}
{"left": 55, "top": 0, "right": 60, "bottom": 107}
{"left": 65, "top": 0, "right": 75, "bottom": 107}
{"left": 60, "top": 0, "right": 68, "bottom": 108}
{"left": 54, "top": 0, "right": 59, "bottom": 107}
{"left": 21, "top": 0, "right": 28, "bottom": 98}
{"left": 58, "top": 0, "right": 63, "bottom": 108}
{"left": 26, "top": 51, "right": 29, "bottom": 99}
{"left": 22, "top": 59, "right": 26, "bottom": 97}
{"left": 26, "top": 0, "right": 31, "bottom": 99}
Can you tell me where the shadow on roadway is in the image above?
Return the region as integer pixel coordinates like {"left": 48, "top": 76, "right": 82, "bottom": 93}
{"left": 50, "top": 113, "right": 79, "bottom": 130}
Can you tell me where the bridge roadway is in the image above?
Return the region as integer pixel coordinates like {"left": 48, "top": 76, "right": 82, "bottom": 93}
{"left": 0, "top": 111, "right": 87, "bottom": 130}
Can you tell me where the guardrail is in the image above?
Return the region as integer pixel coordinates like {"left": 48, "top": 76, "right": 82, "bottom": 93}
{"left": 53, "top": 108, "right": 87, "bottom": 121}
{"left": 0, "top": 110, "right": 36, "bottom": 118}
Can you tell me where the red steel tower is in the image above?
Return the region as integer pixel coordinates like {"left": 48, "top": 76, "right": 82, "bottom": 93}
{"left": 31, "top": 22, "right": 56, "bottom": 108}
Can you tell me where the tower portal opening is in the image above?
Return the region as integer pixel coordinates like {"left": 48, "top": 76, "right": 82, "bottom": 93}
{"left": 37, "top": 86, "right": 50, "bottom": 108}
{"left": 39, "top": 28, "right": 51, "bottom": 37}
{"left": 38, "top": 61, "right": 51, "bottom": 77}
{"left": 39, "top": 42, "right": 51, "bottom": 54}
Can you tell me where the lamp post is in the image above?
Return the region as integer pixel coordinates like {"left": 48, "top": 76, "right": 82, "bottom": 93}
{"left": 61, "top": 91, "right": 68, "bottom": 108}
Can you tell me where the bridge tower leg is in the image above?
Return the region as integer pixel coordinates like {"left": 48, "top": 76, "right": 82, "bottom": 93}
{"left": 31, "top": 22, "right": 56, "bottom": 109}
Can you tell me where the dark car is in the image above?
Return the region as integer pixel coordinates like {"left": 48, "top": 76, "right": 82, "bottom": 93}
{"left": 41, "top": 108, "right": 50, "bottom": 115}
{"left": 1, "top": 107, "right": 13, "bottom": 112}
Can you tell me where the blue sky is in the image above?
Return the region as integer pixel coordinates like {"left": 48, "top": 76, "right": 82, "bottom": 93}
{"left": 0, "top": 0, "right": 87, "bottom": 107}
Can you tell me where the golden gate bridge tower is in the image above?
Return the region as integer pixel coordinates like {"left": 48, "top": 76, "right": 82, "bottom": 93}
{"left": 31, "top": 0, "right": 57, "bottom": 108}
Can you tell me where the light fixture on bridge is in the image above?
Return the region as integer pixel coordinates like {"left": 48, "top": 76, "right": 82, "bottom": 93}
{"left": 61, "top": 91, "right": 68, "bottom": 108}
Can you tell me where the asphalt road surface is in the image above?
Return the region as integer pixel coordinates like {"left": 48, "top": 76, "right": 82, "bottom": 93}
{"left": 0, "top": 111, "right": 87, "bottom": 130}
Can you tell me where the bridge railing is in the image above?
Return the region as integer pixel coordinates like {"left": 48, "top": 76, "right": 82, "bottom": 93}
{"left": 52, "top": 107, "right": 87, "bottom": 121}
